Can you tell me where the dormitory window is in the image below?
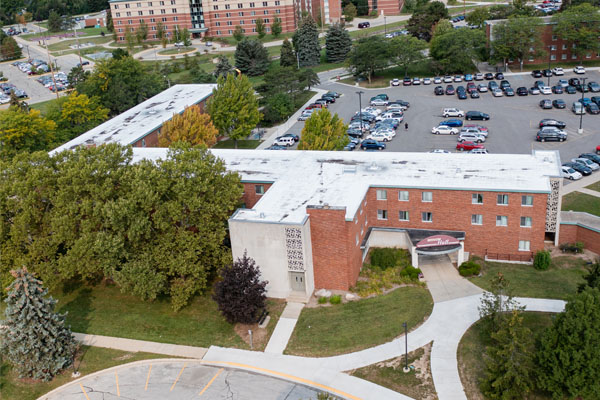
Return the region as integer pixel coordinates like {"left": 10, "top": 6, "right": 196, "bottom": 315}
{"left": 149, "top": 10, "right": 154, "bottom": 14}
{"left": 519, "top": 240, "right": 531, "bottom": 251}
{"left": 422, "top": 191, "right": 432, "bottom": 202}
{"left": 399, "top": 211, "right": 409, "bottom": 221}
{"left": 496, "top": 216, "right": 508, "bottom": 226}
{"left": 399, "top": 191, "right": 409, "bottom": 201}
{"left": 471, "top": 214, "right": 482, "bottom": 225}
{"left": 472, "top": 193, "right": 483, "bottom": 204}
{"left": 497, "top": 194, "right": 509, "bottom": 205}
{"left": 255, "top": 185, "right": 265, "bottom": 195}
{"left": 376, "top": 189, "right": 387, "bottom": 200}
{"left": 422, "top": 212, "right": 432, "bottom": 222}
{"left": 520, "top": 217, "right": 532, "bottom": 227}
{"left": 377, "top": 210, "right": 388, "bottom": 220}
{"left": 522, "top": 195, "right": 533, "bottom": 206}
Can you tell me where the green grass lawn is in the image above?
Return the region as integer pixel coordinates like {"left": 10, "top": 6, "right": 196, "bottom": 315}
{"left": 458, "top": 312, "right": 554, "bottom": 400}
{"left": 22, "top": 26, "right": 106, "bottom": 41}
{"left": 585, "top": 181, "right": 600, "bottom": 193}
{"left": 349, "top": 20, "right": 408, "bottom": 39}
{"left": 0, "top": 346, "right": 174, "bottom": 400}
{"left": 561, "top": 191, "right": 600, "bottom": 217}
{"left": 158, "top": 46, "right": 196, "bottom": 56}
{"left": 213, "top": 139, "right": 262, "bottom": 149}
{"left": 285, "top": 286, "right": 433, "bottom": 357}
{"left": 468, "top": 256, "right": 587, "bottom": 300}
{"left": 47, "top": 36, "right": 112, "bottom": 52}
{"left": 214, "top": 31, "right": 295, "bottom": 47}
{"left": 30, "top": 97, "right": 60, "bottom": 115}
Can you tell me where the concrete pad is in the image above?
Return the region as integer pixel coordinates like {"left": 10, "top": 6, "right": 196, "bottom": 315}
{"left": 280, "top": 302, "right": 305, "bottom": 319}
{"left": 264, "top": 318, "right": 297, "bottom": 354}
{"left": 419, "top": 255, "right": 483, "bottom": 303}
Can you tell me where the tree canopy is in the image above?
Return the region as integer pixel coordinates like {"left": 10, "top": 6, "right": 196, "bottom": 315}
{"left": 390, "top": 35, "right": 428, "bottom": 77}
{"left": 0, "top": 107, "right": 56, "bottom": 160}
{"left": 407, "top": 1, "right": 449, "bottom": 41}
{"left": 346, "top": 35, "right": 390, "bottom": 83}
{"left": 298, "top": 108, "right": 349, "bottom": 150}
{"left": 293, "top": 15, "right": 321, "bottom": 67}
{"left": 234, "top": 38, "right": 270, "bottom": 76}
{"left": 552, "top": 3, "right": 600, "bottom": 58}
{"left": 430, "top": 27, "right": 485, "bottom": 73}
{"left": 491, "top": 16, "right": 546, "bottom": 70}
{"left": 325, "top": 23, "right": 352, "bottom": 63}
{"left": 280, "top": 38, "right": 297, "bottom": 67}
{"left": 158, "top": 105, "right": 218, "bottom": 147}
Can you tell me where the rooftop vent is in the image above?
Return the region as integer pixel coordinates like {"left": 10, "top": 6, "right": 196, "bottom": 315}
{"left": 367, "top": 162, "right": 379, "bottom": 171}
{"left": 147, "top": 110, "right": 158, "bottom": 115}
{"left": 343, "top": 165, "right": 357, "bottom": 174}
{"left": 259, "top": 212, "right": 265, "bottom": 219}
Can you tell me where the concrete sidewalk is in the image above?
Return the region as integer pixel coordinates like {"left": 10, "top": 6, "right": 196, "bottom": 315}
{"left": 264, "top": 302, "right": 304, "bottom": 354}
{"left": 562, "top": 171, "right": 600, "bottom": 195}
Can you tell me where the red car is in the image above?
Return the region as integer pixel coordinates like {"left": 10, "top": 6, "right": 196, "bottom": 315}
{"left": 596, "top": 145, "right": 600, "bottom": 155}
{"left": 457, "top": 141, "right": 485, "bottom": 151}
{"left": 466, "top": 83, "right": 477, "bottom": 93}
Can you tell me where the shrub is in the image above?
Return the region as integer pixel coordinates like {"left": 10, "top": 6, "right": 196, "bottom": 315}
{"left": 370, "top": 248, "right": 400, "bottom": 270}
{"left": 369, "top": 9, "right": 379, "bottom": 17}
{"left": 533, "top": 250, "right": 551, "bottom": 271}
{"left": 575, "top": 241, "right": 585, "bottom": 253}
{"left": 329, "top": 294, "right": 342, "bottom": 304}
{"left": 318, "top": 296, "right": 328, "bottom": 304}
{"left": 560, "top": 242, "right": 586, "bottom": 253}
{"left": 400, "top": 265, "right": 422, "bottom": 280}
{"left": 459, "top": 260, "right": 481, "bottom": 277}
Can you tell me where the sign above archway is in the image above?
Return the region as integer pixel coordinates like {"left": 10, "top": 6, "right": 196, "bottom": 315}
{"left": 416, "top": 235, "right": 460, "bottom": 249}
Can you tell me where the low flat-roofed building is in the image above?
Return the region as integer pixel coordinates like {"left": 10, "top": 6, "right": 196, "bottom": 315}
{"left": 50, "top": 84, "right": 216, "bottom": 154}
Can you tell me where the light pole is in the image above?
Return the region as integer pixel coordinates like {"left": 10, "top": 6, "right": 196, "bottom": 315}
{"left": 547, "top": 46, "right": 552, "bottom": 87}
{"left": 384, "top": 16, "right": 387, "bottom": 35}
{"left": 402, "top": 321, "right": 409, "bottom": 373}
{"left": 578, "top": 77, "right": 586, "bottom": 134}
{"left": 356, "top": 91, "right": 364, "bottom": 133}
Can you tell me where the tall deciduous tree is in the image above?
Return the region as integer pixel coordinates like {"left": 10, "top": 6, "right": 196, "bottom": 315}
{"left": 47, "top": 11, "right": 63, "bottom": 32}
{"left": 255, "top": 17, "right": 266, "bottom": 39}
{"left": 214, "top": 56, "right": 233, "bottom": 78}
{"left": 181, "top": 27, "right": 192, "bottom": 46}
{"left": 136, "top": 20, "right": 148, "bottom": 45}
{"left": 233, "top": 25, "right": 245, "bottom": 42}
{"left": 481, "top": 310, "right": 534, "bottom": 400}
{"left": 431, "top": 19, "right": 453, "bottom": 39}
{"left": 490, "top": 16, "right": 545, "bottom": 71}
{"left": 293, "top": 15, "right": 321, "bottom": 67}
{"left": 478, "top": 272, "right": 524, "bottom": 334}
{"left": 67, "top": 65, "right": 90, "bottom": 88}
{"left": 298, "top": 108, "right": 348, "bottom": 150}
{"left": 213, "top": 252, "right": 268, "bottom": 324}
{"left": 271, "top": 17, "right": 282, "bottom": 37}
{"left": 430, "top": 27, "right": 485, "bottom": 73}
{"left": 0, "top": 107, "right": 56, "bottom": 159}
{"left": 390, "top": 35, "right": 427, "bottom": 77}
{"left": 466, "top": 7, "right": 490, "bottom": 28}
{"left": 0, "top": 36, "right": 22, "bottom": 61}
{"left": 343, "top": 3, "right": 358, "bottom": 22}
{"left": 0, "top": 268, "right": 77, "bottom": 381}
{"left": 346, "top": 35, "right": 390, "bottom": 84}
{"left": 552, "top": 3, "right": 600, "bottom": 59}
{"left": 234, "top": 38, "right": 270, "bottom": 76}
{"left": 536, "top": 287, "right": 600, "bottom": 398}
{"left": 406, "top": 1, "right": 449, "bottom": 41}
{"left": 280, "top": 38, "right": 296, "bottom": 67}
{"left": 325, "top": 23, "right": 352, "bottom": 63}
{"left": 208, "top": 74, "right": 261, "bottom": 147}
{"left": 158, "top": 105, "right": 218, "bottom": 147}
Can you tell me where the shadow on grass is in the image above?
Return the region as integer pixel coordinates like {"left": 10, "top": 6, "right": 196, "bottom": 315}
{"left": 57, "top": 287, "right": 94, "bottom": 333}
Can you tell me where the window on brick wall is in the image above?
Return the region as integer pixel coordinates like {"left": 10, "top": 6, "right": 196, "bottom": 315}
{"left": 161, "top": 17, "right": 167, "bottom": 21}
{"left": 376, "top": 189, "right": 387, "bottom": 200}
{"left": 160, "top": 0, "right": 164, "bottom": 4}
{"left": 472, "top": 193, "right": 483, "bottom": 204}
{"left": 148, "top": 2, "right": 153, "bottom": 6}
{"left": 251, "top": 10, "right": 256, "bottom": 15}
{"left": 161, "top": 9, "right": 166, "bottom": 13}
{"left": 255, "top": 185, "right": 265, "bottom": 195}
{"left": 562, "top": 44, "right": 567, "bottom": 50}
{"left": 114, "top": 4, "right": 119, "bottom": 9}
{"left": 128, "top": 19, "right": 133, "bottom": 24}
{"left": 572, "top": 54, "right": 578, "bottom": 59}
{"left": 116, "top": 12, "right": 121, "bottom": 16}
{"left": 422, "top": 191, "right": 432, "bottom": 202}
{"left": 561, "top": 54, "right": 567, "bottom": 60}
{"left": 398, "top": 190, "right": 409, "bottom": 201}
{"left": 264, "top": 18, "right": 269, "bottom": 22}
{"left": 137, "top": 2, "right": 142, "bottom": 6}
{"left": 227, "top": 20, "right": 232, "bottom": 25}
{"left": 126, "top": 11, "right": 131, "bottom": 16}
{"left": 172, "top": 8, "right": 177, "bottom": 12}
{"left": 174, "top": 16, "right": 178, "bottom": 20}
{"left": 519, "top": 240, "right": 530, "bottom": 251}
{"left": 497, "top": 194, "right": 508, "bottom": 205}
{"left": 149, "top": 10, "right": 154, "bottom": 14}
{"left": 125, "top": 3, "right": 130, "bottom": 8}
{"left": 496, "top": 215, "right": 508, "bottom": 226}
{"left": 522, "top": 195, "right": 533, "bottom": 206}
{"left": 238, "top": 3, "right": 243, "bottom": 7}
{"left": 552, "top": 35, "right": 557, "bottom": 41}
{"left": 225, "top": 4, "right": 230, "bottom": 9}
{"left": 264, "top": 10, "right": 269, "bottom": 14}
{"left": 214, "top": 13, "right": 219, "bottom": 17}
{"left": 213, "top": 5, "right": 218, "bottom": 9}
{"left": 226, "top": 12, "right": 231, "bottom": 17}
{"left": 422, "top": 212, "right": 432, "bottom": 222}
{"left": 275, "top": 9, "right": 280, "bottom": 13}
{"left": 399, "top": 211, "right": 409, "bottom": 221}
{"left": 118, "top": 28, "right": 123, "bottom": 32}
{"left": 150, "top": 17, "right": 155, "bottom": 21}
{"left": 520, "top": 216, "right": 532, "bottom": 227}
{"left": 239, "top": 11, "right": 244, "bottom": 16}
{"left": 377, "top": 209, "right": 388, "bottom": 220}
{"left": 250, "top": 2, "right": 255, "bottom": 6}
{"left": 275, "top": 0, "right": 280, "bottom": 4}
{"left": 356, "top": 234, "right": 359, "bottom": 245}
{"left": 551, "top": 54, "right": 556, "bottom": 61}
{"left": 171, "top": 0, "right": 176, "bottom": 3}
{"left": 216, "top": 21, "right": 220, "bottom": 26}
{"left": 138, "top": 11, "right": 143, "bottom": 15}
{"left": 471, "top": 214, "right": 482, "bottom": 225}
{"left": 240, "top": 20, "right": 244, "bottom": 24}
{"left": 151, "top": 26, "right": 156, "bottom": 30}
{"left": 118, "top": 20, "right": 122, "bottom": 24}
{"left": 139, "top": 18, "right": 143, "bottom": 23}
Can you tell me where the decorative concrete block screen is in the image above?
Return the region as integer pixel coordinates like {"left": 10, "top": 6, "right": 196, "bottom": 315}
{"left": 285, "top": 227, "right": 305, "bottom": 271}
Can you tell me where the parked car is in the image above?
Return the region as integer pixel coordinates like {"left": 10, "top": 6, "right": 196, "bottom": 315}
{"left": 274, "top": 136, "right": 296, "bottom": 146}
{"left": 454, "top": 75, "right": 463, "bottom": 82}
{"left": 492, "top": 88, "right": 503, "bottom": 97}
{"left": 539, "top": 119, "right": 566, "bottom": 129}
{"left": 443, "top": 76, "right": 453, "bottom": 83}
{"left": 325, "top": 91, "right": 341, "bottom": 98}
{"left": 461, "top": 126, "right": 488, "bottom": 137}
{"left": 431, "top": 125, "right": 459, "bottom": 135}
{"left": 588, "top": 82, "right": 600, "bottom": 92}
{"left": 360, "top": 139, "right": 386, "bottom": 150}
{"left": 465, "top": 111, "right": 490, "bottom": 121}
{"left": 366, "top": 132, "right": 393, "bottom": 142}
{"left": 539, "top": 99, "right": 553, "bottom": 109}
{"left": 445, "top": 85, "right": 455, "bottom": 95}
{"left": 430, "top": 149, "right": 451, "bottom": 153}
{"left": 573, "top": 65, "right": 586, "bottom": 74}
{"left": 531, "top": 70, "right": 543, "bottom": 78}
{"left": 576, "top": 83, "right": 590, "bottom": 93}
{"left": 412, "top": 77, "right": 421, "bottom": 85}
{"left": 298, "top": 111, "right": 313, "bottom": 121}
{"left": 358, "top": 22, "right": 370, "bottom": 28}
{"left": 536, "top": 129, "right": 567, "bottom": 142}
{"left": 569, "top": 78, "right": 580, "bottom": 86}
{"left": 483, "top": 73, "right": 493, "bottom": 80}
{"left": 477, "top": 84, "right": 488, "bottom": 92}
{"left": 563, "top": 161, "right": 592, "bottom": 176}
{"left": 503, "top": 87, "right": 515, "bottom": 96}
{"left": 403, "top": 77, "right": 412, "bottom": 86}
{"left": 500, "top": 80, "right": 511, "bottom": 89}
{"left": 470, "top": 91, "right": 480, "bottom": 99}
{"left": 370, "top": 98, "right": 388, "bottom": 106}
{"left": 539, "top": 86, "right": 552, "bottom": 95}
{"left": 565, "top": 85, "right": 577, "bottom": 94}
{"left": 314, "top": 99, "right": 329, "bottom": 107}
{"left": 516, "top": 87, "right": 528, "bottom": 96}
{"left": 320, "top": 95, "right": 335, "bottom": 103}
{"left": 469, "top": 148, "right": 489, "bottom": 154}
{"left": 579, "top": 153, "right": 600, "bottom": 165}
{"left": 495, "top": 72, "right": 504, "bottom": 79}
{"left": 391, "top": 78, "right": 401, "bottom": 86}
{"left": 434, "top": 86, "right": 444, "bottom": 95}
{"left": 439, "top": 119, "right": 464, "bottom": 127}
{"left": 529, "top": 87, "right": 540, "bottom": 95}
{"left": 552, "top": 85, "right": 563, "bottom": 94}
{"left": 442, "top": 107, "right": 464, "bottom": 117}
{"left": 456, "top": 141, "right": 485, "bottom": 151}
{"left": 572, "top": 101, "right": 585, "bottom": 114}
{"left": 561, "top": 166, "right": 582, "bottom": 180}
{"left": 552, "top": 67, "right": 564, "bottom": 76}
{"left": 557, "top": 79, "right": 569, "bottom": 88}
{"left": 433, "top": 77, "right": 442, "bottom": 84}
{"left": 586, "top": 103, "right": 600, "bottom": 114}
{"left": 458, "top": 132, "right": 486, "bottom": 143}
{"left": 488, "top": 81, "right": 499, "bottom": 90}
{"left": 592, "top": 96, "right": 600, "bottom": 106}
{"left": 457, "top": 90, "right": 468, "bottom": 100}
{"left": 572, "top": 157, "right": 600, "bottom": 171}
{"left": 542, "top": 69, "right": 552, "bottom": 77}
{"left": 474, "top": 73, "right": 484, "bottom": 81}
{"left": 423, "top": 77, "right": 432, "bottom": 85}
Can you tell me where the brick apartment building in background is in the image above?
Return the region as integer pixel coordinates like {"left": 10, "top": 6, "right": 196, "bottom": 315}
{"left": 108, "top": 0, "right": 341, "bottom": 40}
{"left": 486, "top": 16, "right": 600, "bottom": 68}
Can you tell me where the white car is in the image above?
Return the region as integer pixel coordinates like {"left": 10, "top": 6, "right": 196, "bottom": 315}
{"left": 433, "top": 77, "right": 442, "bottom": 84}
{"left": 362, "top": 107, "right": 382, "bottom": 115}
{"left": 453, "top": 75, "right": 463, "bottom": 82}
{"left": 273, "top": 136, "right": 295, "bottom": 146}
{"left": 492, "top": 88, "right": 503, "bottom": 97}
{"left": 552, "top": 67, "right": 564, "bottom": 76}
{"left": 539, "top": 86, "right": 552, "bottom": 95}
{"left": 561, "top": 166, "right": 582, "bottom": 180}
{"left": 386, "top": 104, "right": 405, "bottom": 112}
{"left": 574, "top": 66, "right": 586, "bottom": 74}
{"left": 443, "top": 76, "right": 453, "bottom": 83}
{"left": 430, "top": 149, "right": 450, "bottom": 153}
{"left": 572, "top": 158, "right": 599, "bottom": 171}
{"left": 367, "top": 132, "right": 393, "bottom": 142}
{"left": 0, "top": 95, "right": 10, "bottom": 104}
{"left": 461, "top": 127, "right": 488, "bottom": 138}
{"left": 423, "top": 78, "right": 432, "bottom": 85}
{"left": 477, "top": 84, "right": 488, "bottom": 92}
{"left": 474, "top": 73, "right": 484, "bottom": 81}
{"left": 442, "top": 108, "right": 464, "bottom": 118}
{"left": 391, "top": 78, "right": 400, "bottom": 86}
{"left": 469, "top": 148, "right": 489, "bottom": 154}
{"left": 370, "top": 98, "right": 388, "bottom": 106}
{"left": 432, "top": 125, "right": 458, "bottom": 135}
{"left": 377, "top": 111, "right": 404, "bottom": 122}
{"left": 298, "top": 110, "right": 313, "bottom": 121}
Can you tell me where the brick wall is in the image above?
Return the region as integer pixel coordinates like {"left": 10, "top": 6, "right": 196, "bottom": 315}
{"left": 559, "top": 223, "right": 600, "bottom": 255}
{"left": 242, "top": 182, "right": 273, "bottom": 208}
{"left": 204, "top": 3, "right": 296, "bottom": 36}
{"left": 367, "top": 0, "right": 404, "bottom": 16}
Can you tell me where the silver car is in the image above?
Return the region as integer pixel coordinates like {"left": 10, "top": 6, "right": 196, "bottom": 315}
{"left": 458, "top": 132, "right": 486, "bottom": 143}
{"left": 572, "top": 158, "right": 599, "bottom": 171}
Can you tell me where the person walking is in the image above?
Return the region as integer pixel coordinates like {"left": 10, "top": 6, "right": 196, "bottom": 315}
{"left": 404, "top": 122, "right": 408, "bottom": 131}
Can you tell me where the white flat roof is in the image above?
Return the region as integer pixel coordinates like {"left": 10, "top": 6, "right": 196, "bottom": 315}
{"left": 132, "top": 148, "right": 562, "bottom": 224}
{"left": 50, "top": 84, "right": 216, "bottom": 154}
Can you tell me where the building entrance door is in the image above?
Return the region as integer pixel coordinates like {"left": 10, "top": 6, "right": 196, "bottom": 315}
{"left": 290, "top": 272, "right": 305, "bottom": 292}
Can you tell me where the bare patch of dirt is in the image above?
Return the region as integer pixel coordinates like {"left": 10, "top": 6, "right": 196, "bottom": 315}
{"left": 234, "top": 322, "right": 268, "bottom": 349}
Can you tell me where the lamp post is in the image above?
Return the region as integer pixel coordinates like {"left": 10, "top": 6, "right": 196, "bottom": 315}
{"left": 578, "top": 77, "right": 586, "bottom": 134}
{"left": 547, "top": 46, "right": 552, "bottom": 87}
{"left": 402, "top": 321, "right": 409, "bottom": 373}
{"left": 384, "top": 16, "right": 387, "bottom": 35}
{"left": 356, "top": 90, "right": 364, "bottom": 133}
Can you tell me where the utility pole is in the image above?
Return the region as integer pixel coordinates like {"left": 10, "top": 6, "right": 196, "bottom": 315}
{"left": 73, "top": 25, "right": 83, "bottom": 66}
{"left": 578, "top": 77, "right": 586, "bottom": 134}
{"left": 403, "top": 322, "right": 409, "bottom": 373}
{"left": 547, "top": 46, "right": 551, "bottom": 87}
{"left": 37, "top": 24, "right": 59, "bottom": 100}
{"left": 384, "top": 16, "right": 387, "bottom": 35}
{"left": 356, "top": 91, "right": 364, "bottom": 133}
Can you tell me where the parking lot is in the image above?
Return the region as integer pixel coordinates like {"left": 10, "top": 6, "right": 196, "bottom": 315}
{"left": 281, "top": 69, "right": 600, "bottom": 163}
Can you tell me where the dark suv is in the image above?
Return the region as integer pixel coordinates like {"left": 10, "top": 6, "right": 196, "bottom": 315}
{"left": 358, "top": 22, "right": 370, "bottom": 28}
{"left": 465, "top": 111, "right": 490, "bottom": 120}
{"left": 536, "top": 130, "right": 567, "bottom": 142}
{"left": 360, "top": 139, "right": 385, "bottom": 150}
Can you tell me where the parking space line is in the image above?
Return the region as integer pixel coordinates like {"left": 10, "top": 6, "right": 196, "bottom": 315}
{"left": 144, "top": 364, "right": 152, "bottom": 391}
{"left": 170, "top": 363, "right": 187, "bottom": 391}
{"left": 115, "top": 372, "right": 120, "bottom": 396}
{"left": 202, "top": 361, "right": 362, "bottom": 400}
{"left": 198, "top": 368, "right": 224, "bottom": 396}
{"left": 79, "top": 383, "right": 91, "bottom": 400}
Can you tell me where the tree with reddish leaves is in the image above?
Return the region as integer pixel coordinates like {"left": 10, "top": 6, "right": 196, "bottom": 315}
{"left": 213, "top": 252, "right": 268, "bottom": 324}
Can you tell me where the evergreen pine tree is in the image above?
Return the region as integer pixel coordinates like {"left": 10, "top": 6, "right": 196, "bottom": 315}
{"left": 234, "top": 38, "right": 270, "bottom": 76}
{"left": 325, "top": 23, "right": 352, "bottom": 63}
{"left": 293, "top": 16, "right": 321, "bottom": 67}
{"left": 280, "top": 38, "right": 296, "bottom": 67}
{"left": 0, "top": 268, "right": 77, "bottom": 381}
{"left": 214, "top": 56, "right": 233, "bottom": 78}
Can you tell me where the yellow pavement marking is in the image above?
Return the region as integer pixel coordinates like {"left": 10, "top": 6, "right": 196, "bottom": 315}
{"left": 170, "top": 363, "right": 187, "bottom": 391}
{"left": 115, "top": 372, "right": 120, "bottom": 397}
{"left": 202, "top": 361, "right": 362, "bottom": 400}
{"left": 145, "top": 364, "right": 152, "bottom": 391}
{"left": 198, "top": 368, "right": 224, "bottom": 396}
{"left": 79, "top": 383, "right": 91, "bottom": 400}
